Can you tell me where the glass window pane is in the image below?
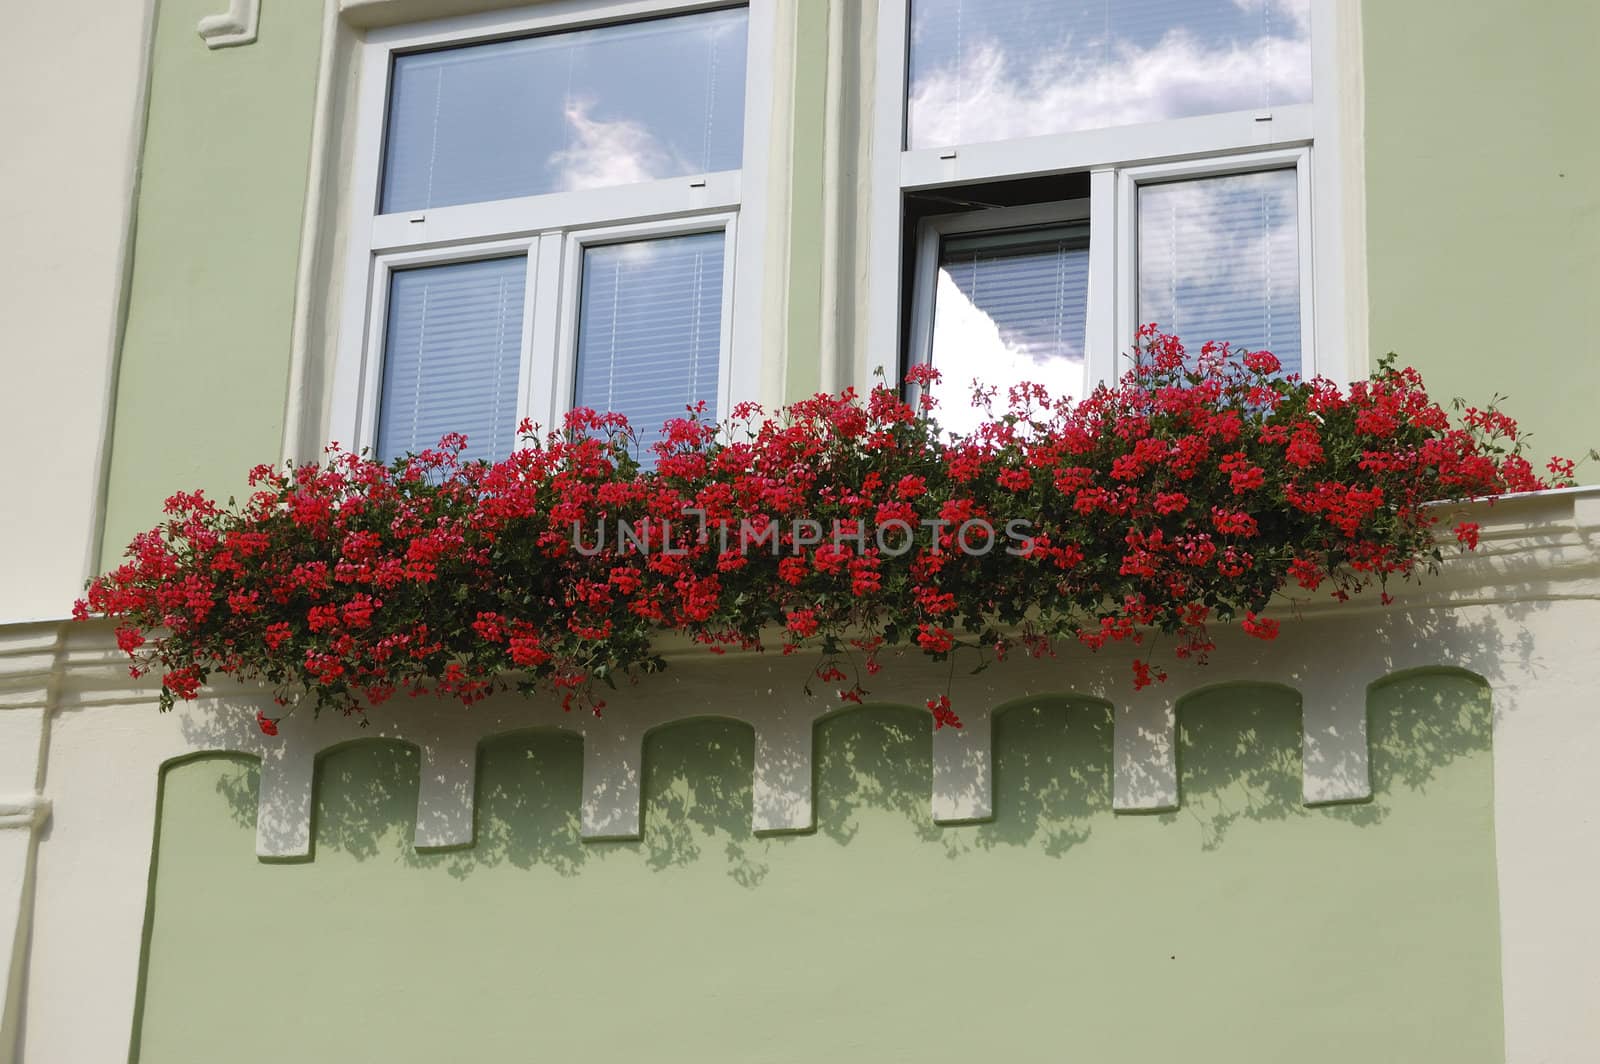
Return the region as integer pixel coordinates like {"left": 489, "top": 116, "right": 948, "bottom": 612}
{"left": 1138, "top": 169, "right": 1302, "bottom": 374}
{"left": 382, "top": 7, "right": 748, "bottom": 212}
{"left": 928, "top": 223, "right": 1089, "bottom": 435}
{"left": 907, "top": 0, "right": 1312, "bottom": 150}
{"left": 376, "top": 256, "right": 526, "bottom": 463}
{"left": 574, "top": 232, "right": 725, "bottom": 459}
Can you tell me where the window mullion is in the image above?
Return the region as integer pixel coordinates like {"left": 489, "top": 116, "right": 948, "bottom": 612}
{"left": 1085, "top": 167, "right": 1119, "bottom": 390}
{"left": 527, "top": 232, "right": 568, "bottom": 435}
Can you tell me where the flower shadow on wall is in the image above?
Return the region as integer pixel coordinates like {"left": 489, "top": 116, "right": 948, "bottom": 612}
{"left": 204, "top": 660, "right": 1501, "bottom": 883}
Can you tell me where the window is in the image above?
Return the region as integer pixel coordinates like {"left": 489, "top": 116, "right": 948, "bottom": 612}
{"left": 908, "top": 201, "right": 1090, "bottom": 434}
{"left": 905, "top": 0, "right": 1313, "bottom": 149}
{"left": 1135, "top": 165, "right": 1308, "bottom": 377}
{"left": 334, "top": 1, "right": 772, "bottom": 464}
{"left": 570, "top": 227, "right": 733, "bottom": 456}
{"left": 871, "top": 0, "right": 1351, "bottom": 403}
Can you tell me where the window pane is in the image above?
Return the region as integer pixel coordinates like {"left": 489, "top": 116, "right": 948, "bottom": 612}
{"left": 907, "top": 0, "right": 1311, "bottom": 150}
{"left": 382, "top": 7, "right": 748, "bottom": 212}
{"left": 1138, "top": 169, "right": 1301, "bottom": 374}
{"left": 928, "top": 223, "right": 1089, "bottom": 435}
{"left": 377, "top": 256, "right": 526, "bottom": 463}
{"left": 574, "top": 232, "right": 725, "bottom": 459}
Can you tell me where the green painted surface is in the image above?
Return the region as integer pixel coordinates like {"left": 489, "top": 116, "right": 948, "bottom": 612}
{"left": 135, "top": 675, "right": 1502, "bottom": 1062}
{"left": 782, "top": 0, "right": 828, "bottom": 401}
{"left": 1364, "top": 1, "right": 1600, "bottom": 481}
{"left": 99, "top": 0, "right": 323, "bottom": 569}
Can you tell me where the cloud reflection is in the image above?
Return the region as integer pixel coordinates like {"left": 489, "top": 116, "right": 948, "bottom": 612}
{"left": 908, "top": 1, "right": 1312, "bottom": 149}
{"left": 1138, "top": 171, "right": 1301, "bottom": 371}
{"left": 928, "top": 269, "right": 1085, "bottom": 437}
{"left": 549, "top": 100, "right": 688, "bottom": 192}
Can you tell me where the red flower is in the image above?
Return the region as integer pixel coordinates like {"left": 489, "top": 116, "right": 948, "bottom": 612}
{"left": 916, "top": 624, "right": 954, "bottom": 654}
{"left": 1131, "top": 659, "right": 1166, "bottom": 689}
{"left": 896, "top": 474, "right": 928, "bottom": 499}
{"left": 69, "top": 329, "right": 1571, "bottom": 724}
{"left": 255, "top": 710, "right": 279, "bottom": 736}
{"left": 996, "top": 468, "right": 1033, "bottom": 492}
{"left": 1153, "top": 492, "right": 1189, "bottom": 515}
{"left": 162, "top": 667, "right": 201, "bottom": 701}
{"left": 1288, "top": 558, "right": 1324, "bottom": 591}
{"left": 1242, "top": 349, "right": 1280, "bottom": 375}
{"left": 925, "top": 694, "right": 963, "bottom": 730}
{"left": 1241, "top": 612, "right": 1280, "bottom": 640}
{"left": 785, "top": 609, "right": 820, "bottom": 639}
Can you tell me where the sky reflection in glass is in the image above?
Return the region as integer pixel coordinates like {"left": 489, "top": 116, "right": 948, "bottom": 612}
{"left": 928, "top": 224, "right": 1090, "bottom": 436}
{"left": 908, "top": 0, "right": 1312, "bottom": 150}
{"left": 383, "top": 8, "right": 748, "bottom": 212}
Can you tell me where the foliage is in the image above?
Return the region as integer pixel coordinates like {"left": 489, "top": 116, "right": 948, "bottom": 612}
{"left": 76, "top": 328, "right": 1574, "bottom": 732}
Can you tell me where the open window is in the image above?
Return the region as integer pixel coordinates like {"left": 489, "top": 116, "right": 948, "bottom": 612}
{"left": 1125, "top": 153, "right": 1314, "bottom": 377}
{"left": 907, "top": 200, "right": 1090, "bottom": 432}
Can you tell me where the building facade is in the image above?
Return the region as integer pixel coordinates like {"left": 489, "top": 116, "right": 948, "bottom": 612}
{"left": 1, "top": 1, "right": 1598, "bottom": 1060}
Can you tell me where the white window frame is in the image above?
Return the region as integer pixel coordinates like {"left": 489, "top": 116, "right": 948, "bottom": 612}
{"left": 865, "top": 0, "right": 1353, "bottom": 398}
{"left": 332, "top": 0, "right": 774, "bottom": 457}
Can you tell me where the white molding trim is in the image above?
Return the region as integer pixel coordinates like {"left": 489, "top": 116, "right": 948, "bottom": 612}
{"left": 0, "top": 700, "right": 49, "bottom": 1064}
{"left": 197, "top": 0, "right": 261, "bottom": 48}
{"left": 0, "top": 799, "right": 49, "bottom": 832}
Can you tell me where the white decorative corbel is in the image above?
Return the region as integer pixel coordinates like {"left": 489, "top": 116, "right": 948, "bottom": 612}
{"left": 1112, "top": 688, "right": 1179, "bottom": 811}
{"left": 197, "top": 0, "right": 260, "bottom": 49}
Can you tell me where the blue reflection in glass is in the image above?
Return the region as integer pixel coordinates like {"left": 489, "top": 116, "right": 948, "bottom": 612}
{"left": 908, "top": 0, "right": 1312, "bottom": 149}
{"left": 1138, "top": 169, "right": 1301, "bottom": 375}
{"left": 383, "top": 7, "right": 748, "bottom": 211}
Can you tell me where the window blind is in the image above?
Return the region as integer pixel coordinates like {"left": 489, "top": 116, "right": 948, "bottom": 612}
{"left": 376, "top": 256, "right": 526, "bottom": 464}
{"left": 574, "top": 232, "right": 725, "bottom": 461}
{"left": 382, "top": 7, "right": 748, "bottom": 212}
{"left": 929, "top": 223, "right": 1090, "bottom": 434}
{"left": 906, "top": 0, "right": 1312, "bottom": 149}
{"left": 1137, "top": 169, "right": 1302, "bottom": 375}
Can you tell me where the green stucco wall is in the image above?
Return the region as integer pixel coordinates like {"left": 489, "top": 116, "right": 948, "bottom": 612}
{"left": 133, "top": 675, "right": 1502, "bottom": 1062}
{"left": 99, "top": 0, "right": 323, "bottom": 569}
{"left": 1364, "top": 1, "right": 1600, "bottom": 481}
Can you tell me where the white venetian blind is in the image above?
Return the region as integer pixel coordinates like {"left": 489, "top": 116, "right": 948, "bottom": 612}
{"left": 1138, "top": 169, "right": 1302, "bottom": 375}
{"left": 381, "top": 6, "right": 748, "bottom": 212}
{"left": 929, "top": 224, "right": 1090, "bottom": 434}
{"left": 574, "top": 232, "right": 725, "bottom": 459}
{"left": 906, "top": 0, "right": 1312, "bottom": 149}
{"left": 376, "top": 256, "right": 526, "bottom": 463}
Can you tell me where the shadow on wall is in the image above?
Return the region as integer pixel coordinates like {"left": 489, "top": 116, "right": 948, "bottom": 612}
{"left": 204, "top": 673, "right": 1493, "bottom": 884}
